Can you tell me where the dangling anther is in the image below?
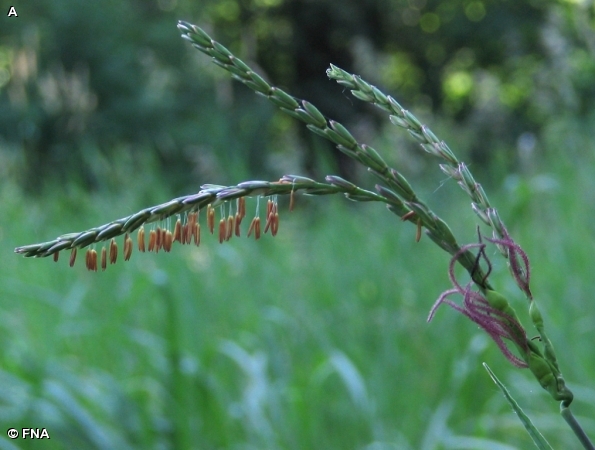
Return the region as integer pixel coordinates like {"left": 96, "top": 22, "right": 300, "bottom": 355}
{"left": 219, "top": 218, "right": 226, "bottom": 244}
{"left": 86, "top": 249, "right": 98, "bottom": 271}
{"left": 237, "top": 197, "right": 246, "bottom": 224}
{"left": 109, "top": 238, "right": 118, "bottom": 264}
{"left": 155, "top": 226, "right": 164, "bottom": 253}
{"left": 91, "top": 249, "right": 98, "bottom": 272}
{"left": 248, "top": 217, "right": 261, "bottom": 240}
{"left": 415, "top": 218, "right": 422, "bottom": 243}
{"left": 69, "top": 248, "right": 77, "bottom": 267}
{"left": 164, "top": 230, "right": 173, "bottom": 252}
{"left": 193, "top": 223, "right": 200, "bottom": 246}
{"left": 226, "top": 215, "right": 233, "bottom": 241}
{"left": 148, "top": 229, "right": 157, "bottom": 252}
{"left": 266, "top": 198, "right": 273, "bottom": 218}
{"left": 264, "top": 201, "right": 277, "bottom": 234}
{"left": 138, "top": 226, "right": 146, "bottom": 252}
{"left": 207, "top": 205, "right": 215, "bottom": 234}
{"left": 271, "top": 212, "right": 279, "bottom": 236}
{"left": 235, "top": 212, "right": 241, "bottom": 237}
{"left": 173, "top": 218, "right": 182, "bottom": 244}
{"left": 53, "top": 251, "right": 59, "bottom": 262}
{"left": 101, "top": 247, "right": 107, "bottom": 271}
{"left": 124, "top": 233, "right": 133, "bottom": 261}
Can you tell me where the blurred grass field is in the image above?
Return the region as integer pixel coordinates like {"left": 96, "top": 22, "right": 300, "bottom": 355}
{"left": 2, "top": 115, "right": 595, "bottom": 450}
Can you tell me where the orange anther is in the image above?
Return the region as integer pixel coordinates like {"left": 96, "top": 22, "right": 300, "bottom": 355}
{"left": 124, "top": 234, "right": 133, "bottom": 261}
{"left": 138, "top": 227, "right": 146, "bottom": 252}
{"left": 226, "top": 216, "right": 233, "bottom": 241}
{"left": 219, "top": 218, "right": 226, "bottom": 244}
{"left": 238, "top": 197, "right": 246, "bottom": 221}
{"left": 173, "top": 219, "right": 182, "bottom": 243}
{"left": 193, "top": 223, "right": 200, "bottom": 246}
{"left": 148, "top": 229, "right": 156, "bottom": 252}
{"left": 164, "top": 230, "right": 173, "bottom": 252}
{"left": 155, "top": 227, "right": 163, "bottom": 253}
{"left": 247, "top": 217, "right": 257, "bottom": 237}
{"left": 207, "top": 205, "right": 215, "bottom": 234}
{"left": 235, "top": 213, "right": 241, "bottom": 237}
{"left": 109, "top": 238, "right": 118, "bottom": 264}
{"left": 271, "top": 213, "right": 279, "bottom": 236}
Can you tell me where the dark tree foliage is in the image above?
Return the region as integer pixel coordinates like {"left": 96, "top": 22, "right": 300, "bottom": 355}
{"left": 1, "top": 0, "right": 593, "bottom": 191}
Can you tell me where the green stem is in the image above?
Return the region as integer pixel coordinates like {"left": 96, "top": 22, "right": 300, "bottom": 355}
{"left": 560, "top": 404, "right": 595, "bottom": 450}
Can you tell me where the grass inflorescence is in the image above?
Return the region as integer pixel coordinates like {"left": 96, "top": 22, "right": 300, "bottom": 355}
{"left": 12, "top": 19, "right": 594, "bottom": 449}
{"left": 15, "top": 176, "right": 387, "bottom": 271}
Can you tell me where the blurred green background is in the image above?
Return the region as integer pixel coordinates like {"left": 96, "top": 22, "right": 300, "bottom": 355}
{"left": 2, "top": 0, "right": 595, "bottom": 448}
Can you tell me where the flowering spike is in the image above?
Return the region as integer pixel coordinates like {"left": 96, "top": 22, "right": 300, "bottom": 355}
{"left": 428, "top": 241, "right": 530, "bottom": 368}
{"left": 138, "top": 227, "right": 146, "bottom": 252}
{"left": 124, "top": 234, "right": 132, "bottom": 261}
{"left": 109, "top": 238, "right": 117, "bottom": 264}
{"left": 69, "top": 248, "right": 77, "bottom": 267}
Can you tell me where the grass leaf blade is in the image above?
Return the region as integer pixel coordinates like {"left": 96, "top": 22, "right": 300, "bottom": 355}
{"left": 483, "top": 363, "right": 553, "bottom": 450}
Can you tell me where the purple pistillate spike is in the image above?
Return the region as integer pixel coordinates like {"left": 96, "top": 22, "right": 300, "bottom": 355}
{"left": 429, "top": 239, "right": 529, "bottom": 368}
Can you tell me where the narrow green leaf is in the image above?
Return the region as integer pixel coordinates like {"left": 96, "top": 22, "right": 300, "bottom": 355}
{"left": 483, "top": 363, "right": 553, "bottom": 450}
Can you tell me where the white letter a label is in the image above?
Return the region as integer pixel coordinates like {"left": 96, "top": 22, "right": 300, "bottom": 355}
{"left": 7, "top": 6, "right": 18, "bottom": 17}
